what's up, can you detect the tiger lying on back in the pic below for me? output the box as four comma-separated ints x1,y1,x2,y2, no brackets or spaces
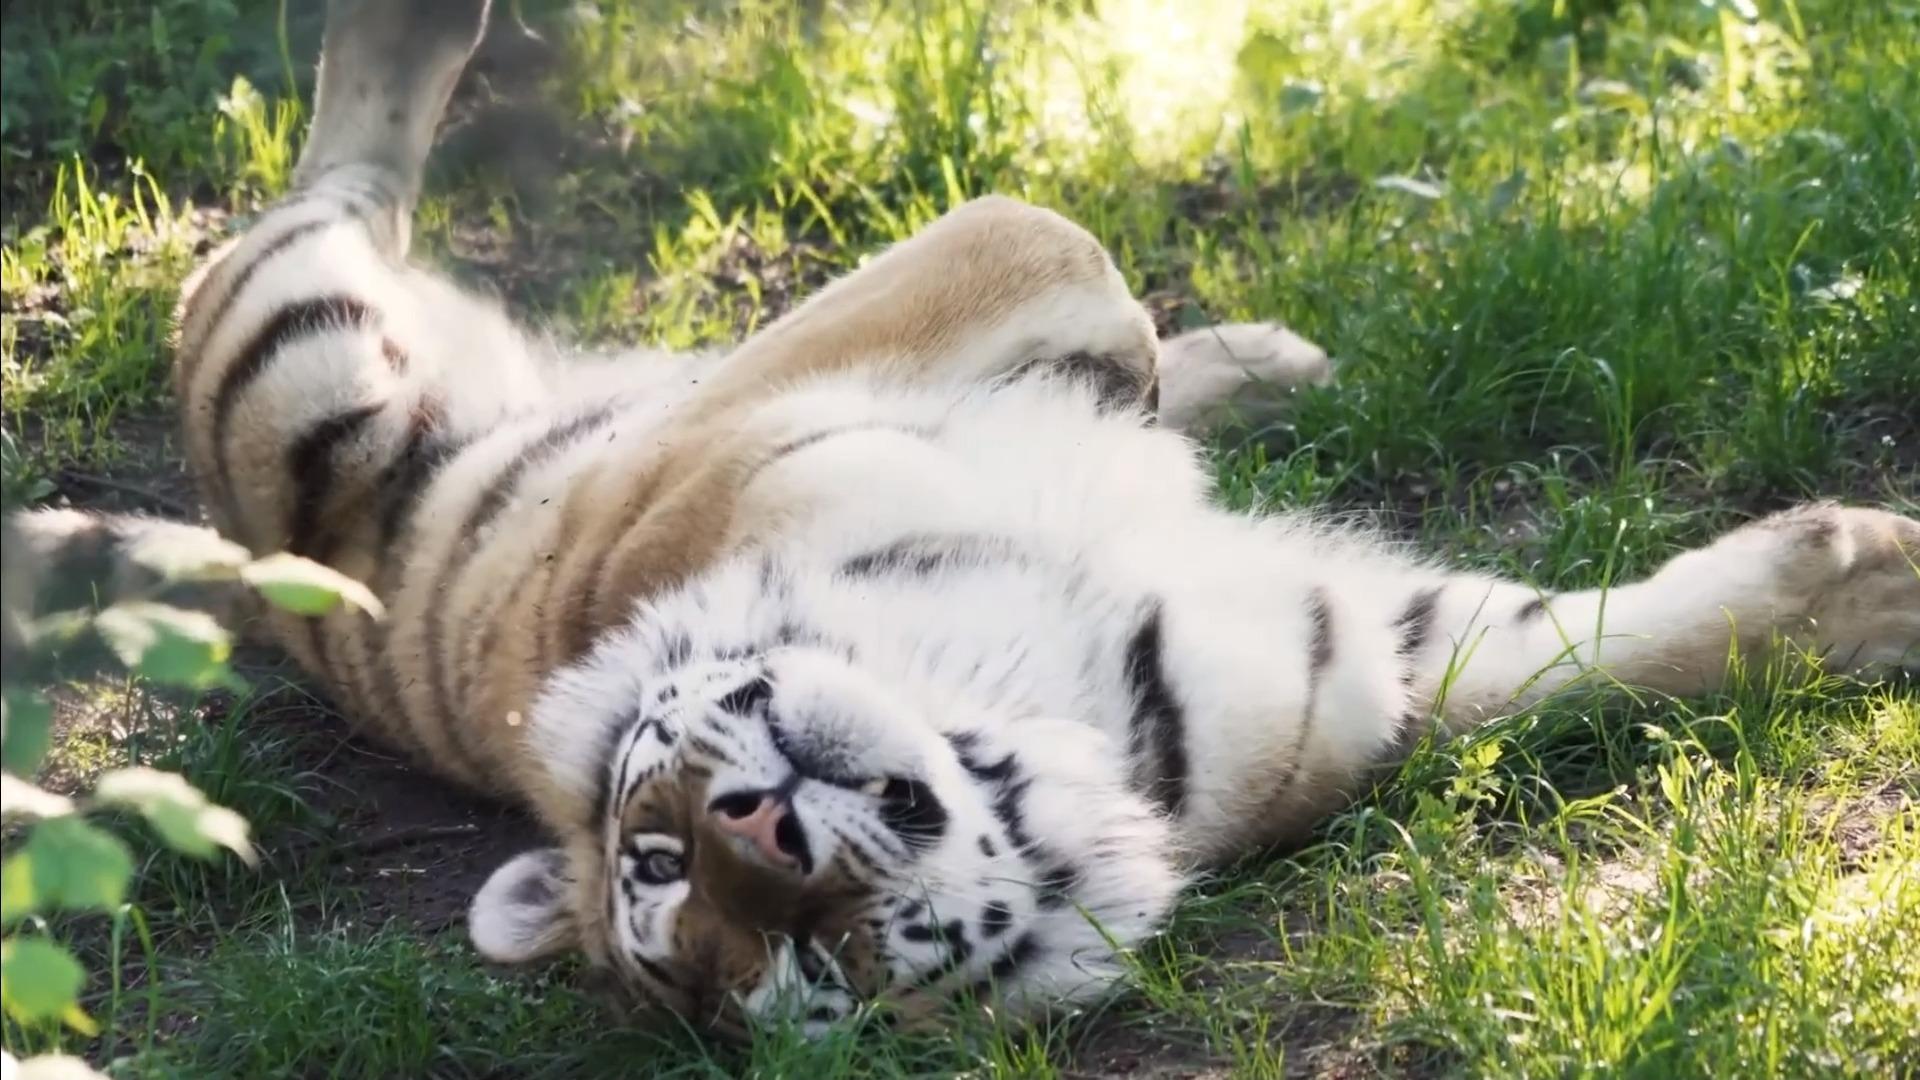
19,0,1920,1040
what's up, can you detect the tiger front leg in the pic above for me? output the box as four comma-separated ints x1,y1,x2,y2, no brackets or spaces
1155,321,1335,434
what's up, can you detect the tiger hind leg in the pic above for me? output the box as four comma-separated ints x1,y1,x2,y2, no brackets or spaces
175,0,529,542
1400,502,1920,731
165,0,554,751
290,0,493,252
1113,502,1918,857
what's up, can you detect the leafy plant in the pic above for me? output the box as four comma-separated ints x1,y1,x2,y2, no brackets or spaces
1,518,380,1078
212,75,304,202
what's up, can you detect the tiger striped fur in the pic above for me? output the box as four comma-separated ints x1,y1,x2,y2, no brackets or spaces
16,0,1920,1040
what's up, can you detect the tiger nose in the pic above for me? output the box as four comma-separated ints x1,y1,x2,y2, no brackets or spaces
710,792,805,871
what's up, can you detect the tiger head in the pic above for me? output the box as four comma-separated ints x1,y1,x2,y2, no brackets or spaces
466,573,1184,1037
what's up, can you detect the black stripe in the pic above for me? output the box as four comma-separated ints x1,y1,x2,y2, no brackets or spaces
584,712,633,833
717,675,773,716
1385,711,1435,765
1035,860,1081,910
878,778,948,851
793,941,829,984
849,818,910,862
661,633,694,669
208,295,378,524
179,217,337,375
350,415,467,769
1308,588,1335,675
1390,587,1446,746
910,920,974,990
755,554,776,591
945,732,1018,784
285,404,384,561
629,949,683,992
685,734,739,768
990,776,1036,853
831,827,884,874
265,183,381,223
441,407,568,711
962,932,1042,1001
768,422,926,462
1394,585,1444,674
284,403,384,685
989,932,1041,980
1272,588,1336,798
608,709,650,820
979,900,1013,939
420,407,619,776
300,169,398,214
1123,601,1188,817
1005,350,1152,412
375,410,466,547
451,409,619,552
839,533,1026,580
352,623,427,764
452,533,561,722
1516,595,1549,623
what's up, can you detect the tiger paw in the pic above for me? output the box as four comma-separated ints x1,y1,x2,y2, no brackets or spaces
294,0,494,192
1728,503,1920,676
1155,322,1334,434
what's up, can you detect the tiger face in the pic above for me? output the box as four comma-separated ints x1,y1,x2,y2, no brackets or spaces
469,625,1184,1036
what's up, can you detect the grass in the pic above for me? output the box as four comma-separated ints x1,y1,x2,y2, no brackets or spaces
3,0,1917,1075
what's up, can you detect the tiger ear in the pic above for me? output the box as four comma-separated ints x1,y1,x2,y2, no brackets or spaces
469,847,578,964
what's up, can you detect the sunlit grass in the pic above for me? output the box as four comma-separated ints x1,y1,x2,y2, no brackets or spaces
1,161,204,462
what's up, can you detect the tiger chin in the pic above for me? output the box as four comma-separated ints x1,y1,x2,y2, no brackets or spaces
15,0,1916,1047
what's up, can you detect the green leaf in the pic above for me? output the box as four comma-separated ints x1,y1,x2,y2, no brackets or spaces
1488,167,1529,217
240,553,385,619
0,775,75,822
126,526,249,584
19,610,93,653
2,688,54,774
1278,78,1323,114
12,1051,112,1079
93,766,256,865
2,852,37,926
0,937,86,1024
1372,174,1445,200
92,602,232,688
24,817,133,912
1578,78,1648,115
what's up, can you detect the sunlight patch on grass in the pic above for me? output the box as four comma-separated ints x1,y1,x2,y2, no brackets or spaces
1,163,204,461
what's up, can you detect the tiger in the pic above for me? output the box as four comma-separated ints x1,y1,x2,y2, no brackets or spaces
12,0,1918,1041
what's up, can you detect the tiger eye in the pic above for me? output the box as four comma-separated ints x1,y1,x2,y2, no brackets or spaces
636,849,685,884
